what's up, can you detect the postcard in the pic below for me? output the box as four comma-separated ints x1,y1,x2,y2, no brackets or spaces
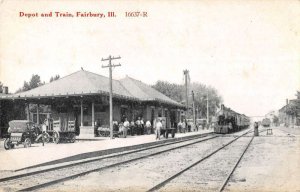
0,1,299,191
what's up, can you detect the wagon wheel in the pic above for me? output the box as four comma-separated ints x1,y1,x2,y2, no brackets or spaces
101,131,106,137
53,131,60,144
104,131,110,137
69,133,76,143
97,130,102,137
4,138,12,150
43,132,50,143
24,138,31,148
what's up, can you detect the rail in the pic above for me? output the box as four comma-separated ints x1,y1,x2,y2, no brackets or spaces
218,135,254,191
147,130,254,191
0,133,218,191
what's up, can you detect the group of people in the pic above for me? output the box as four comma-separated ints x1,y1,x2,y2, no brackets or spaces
110,117,166,140
113,117,153,138
177,120,187,133
97,117,194,140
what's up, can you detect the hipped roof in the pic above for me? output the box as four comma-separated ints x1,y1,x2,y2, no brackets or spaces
119,76,182,106
10,70,134,100
2,70,183,107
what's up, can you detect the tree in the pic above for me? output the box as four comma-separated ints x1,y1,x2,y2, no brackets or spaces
286,100,300,117
29,74,43,89
16,74,44,93
152,81,184,102
189,83,223,117
50,75,60,82
152,81,223,117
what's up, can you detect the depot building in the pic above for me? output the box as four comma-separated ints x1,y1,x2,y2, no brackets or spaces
0,69,185,138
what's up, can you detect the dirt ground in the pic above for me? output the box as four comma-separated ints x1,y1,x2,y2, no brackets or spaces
225,127,300,192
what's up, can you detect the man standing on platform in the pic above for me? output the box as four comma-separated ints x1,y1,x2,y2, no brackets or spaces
145,120,152,135
182,119,186,133
141,117,145,135
130,120,135,136
177,120,183,133
136,117,141,135
155,119,162,140
123,118,129,138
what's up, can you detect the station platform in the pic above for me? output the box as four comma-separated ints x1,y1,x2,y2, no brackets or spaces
0,130,213,171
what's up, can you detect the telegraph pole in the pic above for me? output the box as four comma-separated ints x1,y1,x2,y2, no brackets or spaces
192,91,196,130
101,55,121,139
183,70,189,117
206,91,209,128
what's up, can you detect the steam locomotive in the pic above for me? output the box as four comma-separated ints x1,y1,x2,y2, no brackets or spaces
214,104,250,134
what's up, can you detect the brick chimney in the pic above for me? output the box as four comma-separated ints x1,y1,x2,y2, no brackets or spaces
286,99,289,105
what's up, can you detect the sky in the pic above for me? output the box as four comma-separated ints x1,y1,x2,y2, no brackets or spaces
0,0,299,117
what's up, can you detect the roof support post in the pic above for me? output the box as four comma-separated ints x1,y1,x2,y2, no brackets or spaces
92,102,95,128
80,100,83,127
26,103,30,121
37,103,40,125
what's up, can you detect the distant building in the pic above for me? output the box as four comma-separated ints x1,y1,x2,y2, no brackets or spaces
0,69,185,137
278,96,300,127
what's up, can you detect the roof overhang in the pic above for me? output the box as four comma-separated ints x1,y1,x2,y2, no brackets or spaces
1,90,138,101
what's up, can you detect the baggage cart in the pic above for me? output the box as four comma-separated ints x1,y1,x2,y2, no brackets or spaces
46,118,76,143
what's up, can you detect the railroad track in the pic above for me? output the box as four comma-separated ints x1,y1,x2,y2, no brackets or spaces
0,132,220,191
0,129,254,191
218,136,255,192
147,130,256,192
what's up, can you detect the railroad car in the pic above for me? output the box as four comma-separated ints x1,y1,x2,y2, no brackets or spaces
214,104,250,134
261,118,271,127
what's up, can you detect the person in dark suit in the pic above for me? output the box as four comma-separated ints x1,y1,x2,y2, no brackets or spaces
136,117,142,135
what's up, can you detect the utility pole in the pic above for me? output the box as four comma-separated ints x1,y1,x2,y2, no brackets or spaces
101,55,121,139
206,91,209,128
183,70,189,117
192,90,196,131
